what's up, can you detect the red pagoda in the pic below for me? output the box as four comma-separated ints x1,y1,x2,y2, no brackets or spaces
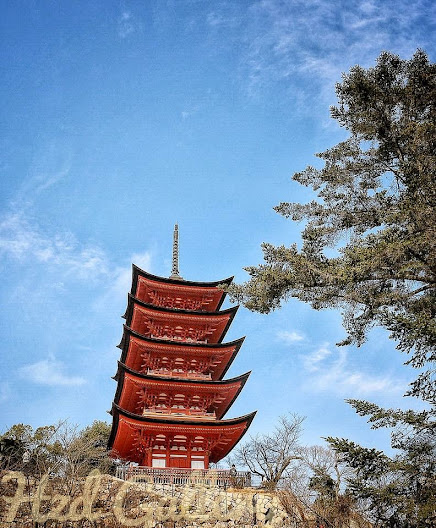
108,226,255,471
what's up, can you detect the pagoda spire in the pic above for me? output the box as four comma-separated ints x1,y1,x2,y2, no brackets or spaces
169,224,183,280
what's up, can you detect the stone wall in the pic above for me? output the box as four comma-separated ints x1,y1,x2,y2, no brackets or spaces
0,470,308,527
134,481,296,526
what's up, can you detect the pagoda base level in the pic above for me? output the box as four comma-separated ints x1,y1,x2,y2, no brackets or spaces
116,466,251,488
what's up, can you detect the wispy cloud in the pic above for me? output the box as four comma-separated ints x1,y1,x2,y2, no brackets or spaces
34,166,70,193
277,330,304,344
19,164,71,196
0,138,110,283
206,9,239,29
16,139,72,198
180,107,200,120
19,359,86,386
93,251,153,312
207,11,226,27
302,343,331,372
118,10,140,39
0,211,109,280
301,344,401,395
205,0,435,105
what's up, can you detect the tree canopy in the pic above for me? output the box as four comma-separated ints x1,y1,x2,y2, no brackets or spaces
327,400,436,528
229,50,436,528
229,50,435,402
0,420,114,480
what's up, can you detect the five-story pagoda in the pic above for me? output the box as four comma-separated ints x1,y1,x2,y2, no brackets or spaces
108,226,255,471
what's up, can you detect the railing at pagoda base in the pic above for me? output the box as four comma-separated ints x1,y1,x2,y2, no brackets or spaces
146,369,212,380
142,407,216,419
116,465,251,488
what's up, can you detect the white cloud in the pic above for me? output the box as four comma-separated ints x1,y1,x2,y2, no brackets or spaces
181,104,200,121
301,345,401,395
206,3,241,30
118,10,139,38
114,250,153,298
205,0,434,105
16,164,71,198
93,250,153,312
0,211,110,280
27,164,70,195
19,359,86,386
302,343,331,372
16,139,72,198
207,11,225,27
277,330,304,344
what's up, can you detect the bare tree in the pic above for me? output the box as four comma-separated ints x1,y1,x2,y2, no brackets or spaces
1,420,113,488
234,413,304,489
49,420,113,496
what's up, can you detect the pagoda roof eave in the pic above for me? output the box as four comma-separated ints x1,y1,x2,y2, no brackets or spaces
113,363,251,418
107,403,256,454
123,295,238,344
124,293,238,318
132,263,234,288
117,326,245,381
218,374,250,419
118,324,246,351
114,360,251,387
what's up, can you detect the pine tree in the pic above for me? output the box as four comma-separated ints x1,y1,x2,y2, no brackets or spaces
230,50,436,402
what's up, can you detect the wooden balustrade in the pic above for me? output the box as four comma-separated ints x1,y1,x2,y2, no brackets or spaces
116,465,251,488
147,369,212,380
142,407,216,419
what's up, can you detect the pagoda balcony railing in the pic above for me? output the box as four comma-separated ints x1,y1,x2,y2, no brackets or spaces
146,369,212,380
142,407,216,419
116,466,252,488
150,335,208,344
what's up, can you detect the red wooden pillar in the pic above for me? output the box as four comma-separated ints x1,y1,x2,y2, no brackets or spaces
166,445,170,468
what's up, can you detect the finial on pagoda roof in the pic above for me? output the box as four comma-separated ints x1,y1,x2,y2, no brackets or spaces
169,224,183,280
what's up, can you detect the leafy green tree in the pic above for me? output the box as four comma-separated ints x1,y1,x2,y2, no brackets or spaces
230,50,435,527
0,423,61,476
309,468,336,499
229,50,435,402
0,424,30,470
308,469,357,528
327,400,436,528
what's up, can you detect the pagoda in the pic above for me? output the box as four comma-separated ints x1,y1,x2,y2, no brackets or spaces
108,226,255,470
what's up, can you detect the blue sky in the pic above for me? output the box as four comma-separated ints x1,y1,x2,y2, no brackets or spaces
1,0,434,454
